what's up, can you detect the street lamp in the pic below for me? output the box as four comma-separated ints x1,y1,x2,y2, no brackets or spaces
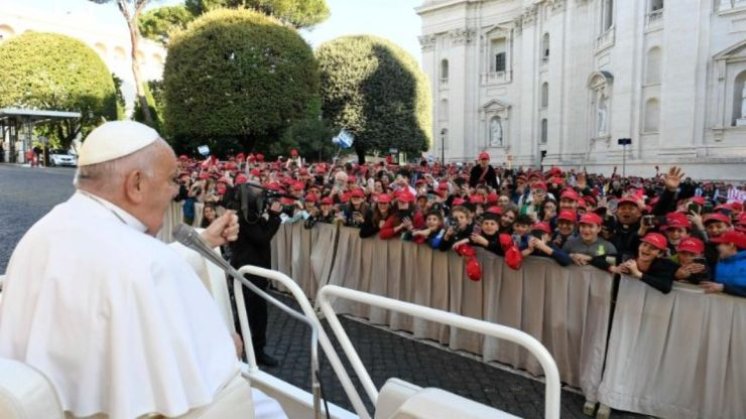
440,128,448,165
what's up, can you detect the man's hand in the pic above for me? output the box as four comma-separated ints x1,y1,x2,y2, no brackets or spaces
699,281,724,294
201,210,239,248
663,166,685,192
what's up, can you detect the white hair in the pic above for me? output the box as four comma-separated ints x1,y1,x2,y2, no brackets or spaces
74,139,170,193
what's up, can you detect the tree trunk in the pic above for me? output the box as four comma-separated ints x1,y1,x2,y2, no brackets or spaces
356,148,365,164
124,6,153,126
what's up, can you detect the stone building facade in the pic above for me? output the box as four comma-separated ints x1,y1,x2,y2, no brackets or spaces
417,0,746,180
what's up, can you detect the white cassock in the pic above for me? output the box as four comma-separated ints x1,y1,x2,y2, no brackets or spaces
0,192,248,418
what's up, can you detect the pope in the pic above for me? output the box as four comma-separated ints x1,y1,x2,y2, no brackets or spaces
0,121,281,419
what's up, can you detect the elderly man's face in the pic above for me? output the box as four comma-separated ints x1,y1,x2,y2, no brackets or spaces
141,145,179,235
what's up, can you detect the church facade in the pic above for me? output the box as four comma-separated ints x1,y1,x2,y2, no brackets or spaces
417,0,746,180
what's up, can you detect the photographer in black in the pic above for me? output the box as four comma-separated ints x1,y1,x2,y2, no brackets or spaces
227,183,283,366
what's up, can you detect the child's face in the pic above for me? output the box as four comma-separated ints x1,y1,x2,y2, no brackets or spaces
513,223,530,236
481,219,499,235
453,211,470,229
426,214,442,230
558,220,575,236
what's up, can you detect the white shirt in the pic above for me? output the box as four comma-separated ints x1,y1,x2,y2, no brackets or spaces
0,192,239,419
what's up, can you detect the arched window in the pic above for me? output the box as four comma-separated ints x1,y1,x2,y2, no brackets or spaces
114,46,127,62
440,59,449,82
542,33,550,61
650,0,663,12
541,82,549,109
645,47,662,85
541,119,548,144
94,42,107,57
644,98,660,132
439,98,449,122
733,70,746,126
0,24,15,41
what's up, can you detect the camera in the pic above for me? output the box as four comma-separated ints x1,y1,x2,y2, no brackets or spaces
687,203,701,214
642,215,656,227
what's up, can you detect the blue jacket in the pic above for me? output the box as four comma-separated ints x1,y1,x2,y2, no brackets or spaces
715,250,746,297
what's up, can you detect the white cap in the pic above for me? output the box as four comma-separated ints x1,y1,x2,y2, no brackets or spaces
78,121,160,166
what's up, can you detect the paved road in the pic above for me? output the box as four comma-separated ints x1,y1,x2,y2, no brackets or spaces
0,164,641,418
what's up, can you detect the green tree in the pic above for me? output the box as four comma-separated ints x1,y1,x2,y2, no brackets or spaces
88,0,154,126
0,32,118,148
133,80,164,133
185,0,329,29
269,97,337,161
138,5,195,45
317,35,432,163
163,8,320,156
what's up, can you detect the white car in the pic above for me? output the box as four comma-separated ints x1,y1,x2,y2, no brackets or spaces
49,150,77,167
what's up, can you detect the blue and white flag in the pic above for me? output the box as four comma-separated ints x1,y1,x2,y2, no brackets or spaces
332,129,354,149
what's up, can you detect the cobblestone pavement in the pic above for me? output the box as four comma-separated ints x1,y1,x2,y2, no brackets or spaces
0,164,643,418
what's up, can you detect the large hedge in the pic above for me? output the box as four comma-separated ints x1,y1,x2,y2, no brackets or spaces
185,0,329,29
163,9,319,155
317,35,432,163
0,32,118,148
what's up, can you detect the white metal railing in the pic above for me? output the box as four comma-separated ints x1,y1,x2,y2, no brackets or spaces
233,266,371,419
316,285,562,419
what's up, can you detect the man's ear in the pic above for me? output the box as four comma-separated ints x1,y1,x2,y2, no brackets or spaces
124,170,145,204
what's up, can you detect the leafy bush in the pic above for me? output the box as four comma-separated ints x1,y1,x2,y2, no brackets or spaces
0,32,118,148
163,8,319,156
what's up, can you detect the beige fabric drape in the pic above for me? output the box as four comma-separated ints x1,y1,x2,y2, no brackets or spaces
320,226,612,400
270,222,336,297
598,278,746,419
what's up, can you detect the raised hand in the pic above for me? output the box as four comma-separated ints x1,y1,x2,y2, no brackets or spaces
663,166,685,192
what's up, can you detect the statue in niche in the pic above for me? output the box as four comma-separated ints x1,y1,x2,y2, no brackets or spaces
741,84,746,119
490,117,503,147
597,91,608,135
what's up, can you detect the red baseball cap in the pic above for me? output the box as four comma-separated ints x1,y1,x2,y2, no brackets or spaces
320,196,333,205
531,222,552,235
437,182,449,191
560,189,579,201
618,195,644,209
377,194,392,204
532,181,548,192
291,181,305,191
703,213,731,225
641,232,668,251
558,210,577,223
305,193,318,203
350,188,365,198
690,197,706,205
486,206,503,216
469,194,484,205
677,237,704,254
486,192,498,204
398,191,416,203
664,212,691,230
478,151,490,160
578,213,602,226
235,174,248,185
710,230,746,249
452,197,466,206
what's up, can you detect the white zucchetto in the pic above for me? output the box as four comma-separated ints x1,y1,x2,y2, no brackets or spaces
78,121,160,166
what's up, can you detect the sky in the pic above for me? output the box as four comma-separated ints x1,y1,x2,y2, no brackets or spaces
13,0,425,65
